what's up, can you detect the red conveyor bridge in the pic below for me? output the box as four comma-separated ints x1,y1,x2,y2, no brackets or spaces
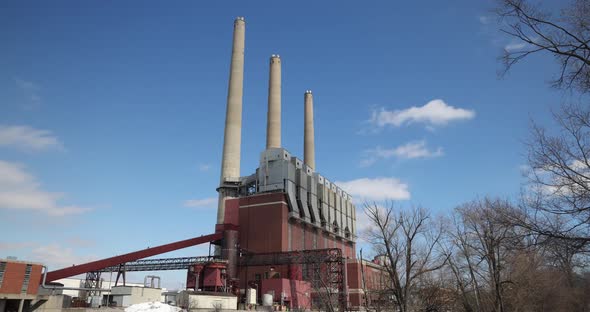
44,232,223,283
41,232,347,311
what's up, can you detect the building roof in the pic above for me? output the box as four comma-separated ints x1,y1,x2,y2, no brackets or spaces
0,258,44,266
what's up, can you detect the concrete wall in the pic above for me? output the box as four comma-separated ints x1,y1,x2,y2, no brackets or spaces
60,308,124,312
176,292,237,311
50,278,144,298
50,279,83,297
36,295,72,312
109,287,161,307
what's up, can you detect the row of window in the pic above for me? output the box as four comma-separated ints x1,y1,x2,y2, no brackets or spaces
0,262,6,289
21,264,32,294
0,262,32,294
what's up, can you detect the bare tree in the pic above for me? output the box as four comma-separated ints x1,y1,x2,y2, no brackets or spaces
309,264,337,312
502,239,590,311
440,213,484,312
439,196,590,311
301,251,340,312
512,103,590,250
494,0,590,292
364,203,447,312
412,270,460,312
454,198,520,312
497,0,590,93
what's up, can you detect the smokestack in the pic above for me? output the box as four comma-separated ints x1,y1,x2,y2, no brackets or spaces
217,17,245,225
266,55,282,149
304,90,315,170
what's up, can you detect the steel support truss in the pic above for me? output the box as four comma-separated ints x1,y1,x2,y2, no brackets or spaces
239,248,346,311
94,256,226,287
83,271,102,298
98,256,221,272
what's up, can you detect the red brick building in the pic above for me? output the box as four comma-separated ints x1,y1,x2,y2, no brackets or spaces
0,259,47,312
221,190,388,310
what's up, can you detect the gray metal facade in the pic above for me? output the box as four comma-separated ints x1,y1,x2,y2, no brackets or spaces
249,147,356,242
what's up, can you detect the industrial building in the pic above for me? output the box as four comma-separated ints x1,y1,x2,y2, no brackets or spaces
47,278,145,300
15,16,388,311
0,259,47,312
35,276,165,311
209,16,385,310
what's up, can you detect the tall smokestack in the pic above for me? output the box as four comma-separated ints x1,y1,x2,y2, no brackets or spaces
217,17,245,225
266,55,282,149
304,90,315,170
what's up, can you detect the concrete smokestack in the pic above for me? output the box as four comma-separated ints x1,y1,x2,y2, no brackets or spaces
266,55,282,149
304,90,315,170
217,17,245,225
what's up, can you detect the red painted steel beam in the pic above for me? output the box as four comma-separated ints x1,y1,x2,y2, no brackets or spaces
44,233,223,283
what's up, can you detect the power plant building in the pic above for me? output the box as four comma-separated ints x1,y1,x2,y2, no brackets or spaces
28,16,387,312
210,17,382,309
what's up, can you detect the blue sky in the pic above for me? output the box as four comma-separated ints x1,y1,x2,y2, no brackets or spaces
0,1,567,288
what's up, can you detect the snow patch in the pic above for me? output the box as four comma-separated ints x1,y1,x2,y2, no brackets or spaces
124,302,180,312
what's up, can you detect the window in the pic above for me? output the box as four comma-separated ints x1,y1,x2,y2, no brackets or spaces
21,264,32,294
0,262,6,288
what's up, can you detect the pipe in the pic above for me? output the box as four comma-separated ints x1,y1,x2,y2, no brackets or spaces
304,90,315,170
343,257,349,310
144,275,161,288
217,17,246,225
266,54,281,149
222,229,239,282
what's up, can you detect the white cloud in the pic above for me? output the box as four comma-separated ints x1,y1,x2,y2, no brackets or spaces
0,241,97,270
354,210,375,238
14,78,42,108
66,238,96,248
184,197,217,209
335,177,410,202
15,78,40,91
0,241,36,250
0,160,90,216
0,125,62,151
570,159,587,171
505,42,527,52
523,159,589,198
31,243,97,268
479,16,492,25
198,164,211,171
361,140,443,166
371,99,475,128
